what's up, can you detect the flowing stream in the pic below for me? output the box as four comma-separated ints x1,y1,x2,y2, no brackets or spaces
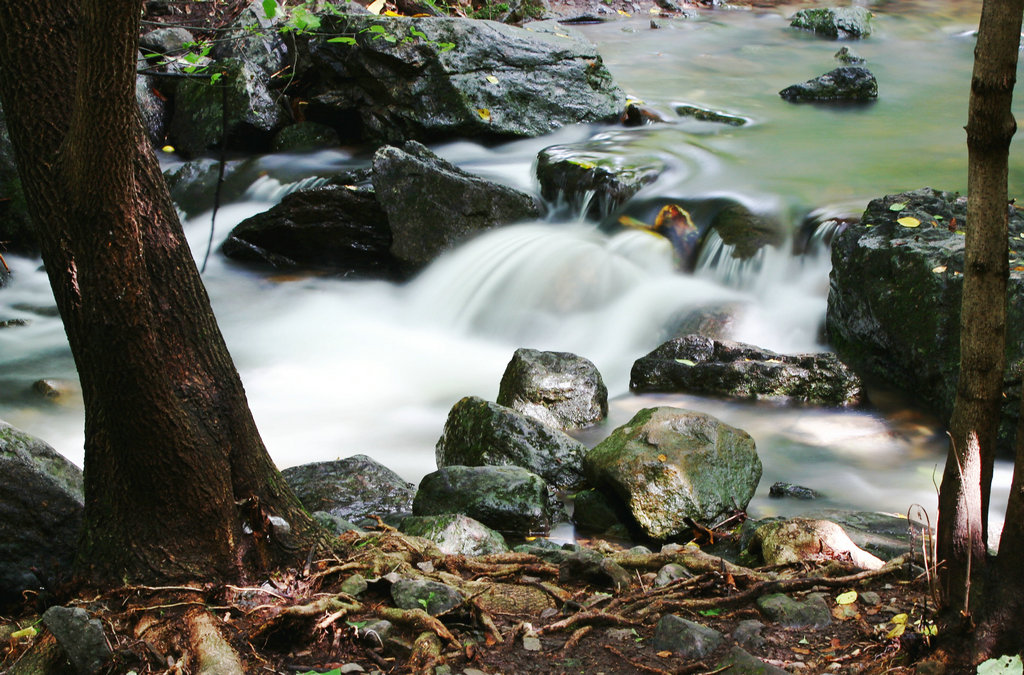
0,3,1016,534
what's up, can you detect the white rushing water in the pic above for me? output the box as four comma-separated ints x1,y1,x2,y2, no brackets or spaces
0,5,1013,534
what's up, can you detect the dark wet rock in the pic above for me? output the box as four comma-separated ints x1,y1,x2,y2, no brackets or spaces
0,107,35,253
619,102,674,126
514,540,580,565
674,104,748,126
32,379,79,403
571,488,632,536
827,187,1024,450
630,334,864,406
391,578,464,616
0,319,30,328
162,158,263,217
168,57,288,157
536,140,665,218
372,141,541,271
413,465,552,535
435,396,588,490
756,592,831,629
399,513,509,556
664,303,743,342
835,46,865,64
768,481,819,500
0,422,83,604
708,203,786,260
496,348,608,431
717,645,790,675
300,15,624,145
281,455,416,522
730,620,767,651
780,66,877,103
558,549,631,591
790,7,873,39
41,606,111,675
272,122,341,152
750,518,885,569
583,407,761,538
211,0,291,81
340,574,369,596
652,615,723,659
136,59,170,147
139,27,195,61
222,182,401,279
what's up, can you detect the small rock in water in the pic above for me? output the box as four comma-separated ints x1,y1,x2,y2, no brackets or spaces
769,481,819,500
835,46,865,64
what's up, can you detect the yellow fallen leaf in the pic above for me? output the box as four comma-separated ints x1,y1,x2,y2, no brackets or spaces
555,32,571,38
835,590,858,605
897,216,921,228
383,9,401,15
892,613,908,625
486,75,499,84
10,626,37,640
367,0,385,13
477,108,491,122
161,145,175,153
657,454,668,462
932,265,947,273
886,623,906,639
657,650,673,658
617,8,631,15
650,7,659,12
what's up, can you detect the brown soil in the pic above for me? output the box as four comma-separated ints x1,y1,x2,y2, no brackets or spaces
1,527,951,675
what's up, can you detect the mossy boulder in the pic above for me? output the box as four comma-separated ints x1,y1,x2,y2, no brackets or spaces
826,187,1024,449
789,7,873,39
300,14,625,145
436,396,588,490
282,455,416,523
413,465,553,536
780,66,877,103
583,407,761,538
399,513,508,556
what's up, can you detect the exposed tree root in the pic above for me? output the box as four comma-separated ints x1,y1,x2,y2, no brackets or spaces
604,644,677,675
377,606,462,650
186,609,244,675
536,609,638,635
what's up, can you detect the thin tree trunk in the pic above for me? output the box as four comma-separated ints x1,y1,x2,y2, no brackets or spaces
0,0,323,584
937,0,1022,615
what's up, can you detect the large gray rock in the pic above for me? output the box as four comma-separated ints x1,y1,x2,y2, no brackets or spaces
41,606,111,675
779,66,877,103
372,141,541,270
652,615,723,659
583,407,761,538
756,593,831,629
301,15,624,145
435,396,588,490
826,187,1024,448
221,179,401,279
391,578,464,616
399,513,508,556
281,455,415,522
0,422,84,603
413,465,552,535
496,348,608,431
630,334,863,406
536,141,665,218
790,7,873,39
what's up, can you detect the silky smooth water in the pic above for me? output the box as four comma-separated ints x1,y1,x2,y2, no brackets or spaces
0,3,1014,533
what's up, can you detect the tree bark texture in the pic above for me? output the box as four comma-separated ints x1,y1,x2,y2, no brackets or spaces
937,0,1023,616
0,0,323,585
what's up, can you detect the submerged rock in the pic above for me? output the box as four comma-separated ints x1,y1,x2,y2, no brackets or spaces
708,202,786,260
496,348,608,431
536,140,665,218
0,422,83,603
779,66,877,103
674,104,749,127
372,141,541,271
789,7,873,39
301,14,625,145
826,187,1024,449
583,407,761,538
282,455,416,523
435,395,588,490
630,334,864,406
413,465,553,535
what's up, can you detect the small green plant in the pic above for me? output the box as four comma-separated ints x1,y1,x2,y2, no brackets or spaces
417,590,437,611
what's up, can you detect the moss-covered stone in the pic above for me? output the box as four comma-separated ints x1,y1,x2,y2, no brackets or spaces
790,7,872,39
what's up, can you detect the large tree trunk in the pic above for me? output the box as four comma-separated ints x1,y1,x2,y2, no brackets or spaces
937,0,1022,617
0,0,323,584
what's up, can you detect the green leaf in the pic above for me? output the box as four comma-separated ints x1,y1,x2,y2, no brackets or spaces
367,24,388,33
328,36,358,44
674,358,697,366
409,27,427,38
698,609,722,616
262,0,278,19
889,202,907,211
436,41,456,51
835,590,858,605
209,72,223,84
